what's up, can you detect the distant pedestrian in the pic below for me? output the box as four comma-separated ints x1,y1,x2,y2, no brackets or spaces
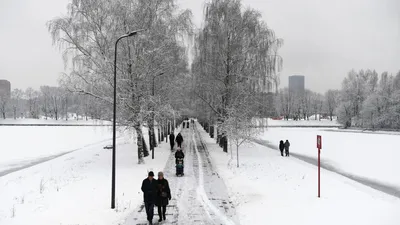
284,140,290,157
175,133,183,148
156,172,171,222
279,140,284,157
141,171,157,225
169,133,175,151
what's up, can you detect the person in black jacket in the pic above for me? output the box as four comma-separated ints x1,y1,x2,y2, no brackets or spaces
141,171,157,225
279,140,284,157
169,133,175,151
175,148,185,164
175,133,183,148
284,140,290,157
156,172,171,222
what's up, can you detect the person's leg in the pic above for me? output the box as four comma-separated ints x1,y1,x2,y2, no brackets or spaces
163,205,167,220
144,202,149,221
158,205,163,221
149,203,154,222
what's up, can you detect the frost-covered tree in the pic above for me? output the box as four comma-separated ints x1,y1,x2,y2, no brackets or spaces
192,0,282,152
48,0,192,163
10,89,24,119
324,89,339,121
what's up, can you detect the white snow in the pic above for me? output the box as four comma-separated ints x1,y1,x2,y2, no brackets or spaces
0,126,113,173
0,118,111,125
0,126,171,225
260,128,400,189
199,127,400,225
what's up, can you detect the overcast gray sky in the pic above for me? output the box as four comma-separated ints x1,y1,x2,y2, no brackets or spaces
1,0,399,93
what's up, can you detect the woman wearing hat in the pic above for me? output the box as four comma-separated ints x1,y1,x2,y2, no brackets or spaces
156,171,171,222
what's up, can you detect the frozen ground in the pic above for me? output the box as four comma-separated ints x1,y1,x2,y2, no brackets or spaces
0,126,171,225
0,126,114,175
199,126,400,225
257,128,400,196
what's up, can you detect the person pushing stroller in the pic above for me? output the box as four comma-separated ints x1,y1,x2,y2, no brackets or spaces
175,148,185,176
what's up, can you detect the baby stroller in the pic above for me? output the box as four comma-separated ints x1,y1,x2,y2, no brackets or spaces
176,158,184,176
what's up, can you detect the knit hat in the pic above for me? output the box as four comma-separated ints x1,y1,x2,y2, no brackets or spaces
158,171,164,177
148,171,154,177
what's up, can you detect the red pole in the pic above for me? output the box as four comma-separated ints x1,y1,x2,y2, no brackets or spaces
318,148,320,198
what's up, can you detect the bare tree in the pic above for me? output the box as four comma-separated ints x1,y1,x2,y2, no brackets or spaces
324,89,339,121
48,0,191,163
192,0,282,152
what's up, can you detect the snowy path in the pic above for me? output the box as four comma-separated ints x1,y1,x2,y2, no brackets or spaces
253,138,400,199
126,124,238,225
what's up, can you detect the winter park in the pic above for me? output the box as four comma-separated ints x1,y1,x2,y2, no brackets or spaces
0,0,400,224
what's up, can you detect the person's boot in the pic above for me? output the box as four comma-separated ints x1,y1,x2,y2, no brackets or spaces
158,217,163,222
163,213,166,221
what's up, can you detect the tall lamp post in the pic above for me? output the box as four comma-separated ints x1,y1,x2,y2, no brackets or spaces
112,29,144,209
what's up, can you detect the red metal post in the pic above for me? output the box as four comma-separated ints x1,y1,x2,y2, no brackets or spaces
318,148,320,198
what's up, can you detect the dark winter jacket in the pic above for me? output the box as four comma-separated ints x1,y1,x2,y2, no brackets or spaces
284,141,290,150
175,133,183,144
175,150,184,159
279,141,284,151
169,133,175,143
156,179,171,206
141,178,158,203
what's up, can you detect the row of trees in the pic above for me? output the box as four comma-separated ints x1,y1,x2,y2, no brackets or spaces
47,0,192,163
274,69,400,130
337,70,400,129
192,0,283,165
275,88,339,121
0,86,103,120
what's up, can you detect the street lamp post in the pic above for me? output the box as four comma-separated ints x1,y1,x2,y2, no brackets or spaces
111,29,144,209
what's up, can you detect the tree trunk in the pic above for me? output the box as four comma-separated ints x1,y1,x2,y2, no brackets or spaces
236,144,239,168
13,107,16,120
134,125,146,164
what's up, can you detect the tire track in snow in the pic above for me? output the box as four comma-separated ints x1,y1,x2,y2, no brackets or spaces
192,129,236,225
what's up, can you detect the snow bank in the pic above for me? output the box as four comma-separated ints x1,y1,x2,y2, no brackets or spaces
199,128,400,225
0,129,171,225
261,128,400,190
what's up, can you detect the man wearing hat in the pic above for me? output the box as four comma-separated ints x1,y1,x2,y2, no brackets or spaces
141,171,158,224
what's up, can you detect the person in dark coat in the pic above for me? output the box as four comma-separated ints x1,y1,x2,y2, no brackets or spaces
156,172,171,222
175,133,183,148
169,133,175,151
284,140,290,157
175,148,185,164
141,171,157,225
279,140,285,157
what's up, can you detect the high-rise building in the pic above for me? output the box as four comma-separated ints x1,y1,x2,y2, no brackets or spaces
0,80,11,99
288,75,305,94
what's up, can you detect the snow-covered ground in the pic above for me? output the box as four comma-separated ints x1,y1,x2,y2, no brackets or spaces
199,128,400,225
252,118,341,127
0,126,171,225
260,128,400,191
0,118,111,125
0,126,113,174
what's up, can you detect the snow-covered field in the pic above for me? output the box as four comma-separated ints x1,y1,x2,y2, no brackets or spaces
200,128,400,225
260,128,400,190
0,126,113,174
252,118,341,127
0,118,111,125
0,126,171,225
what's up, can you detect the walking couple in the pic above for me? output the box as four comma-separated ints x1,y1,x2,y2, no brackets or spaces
279,140,290,157
141,171,171,225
